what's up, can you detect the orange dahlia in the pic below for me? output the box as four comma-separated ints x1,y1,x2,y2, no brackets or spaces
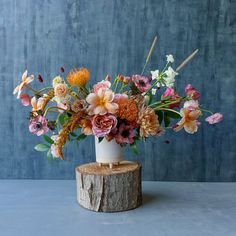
67,68,90,87
116,97,138,123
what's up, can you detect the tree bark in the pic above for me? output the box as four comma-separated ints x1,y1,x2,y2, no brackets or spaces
76,161,142,212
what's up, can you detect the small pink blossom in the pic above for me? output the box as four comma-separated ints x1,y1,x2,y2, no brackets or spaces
115,123,135,144
57,101,70,113
162,88,180,109
132,75,152,93
184,100,199,111
50,135,60,158
205,113,223,124
92,80,111,93
163,87,175,97
185,84,200,100
20,94,30,106
29,115,49,136
92,114,117,137
113,93,128,103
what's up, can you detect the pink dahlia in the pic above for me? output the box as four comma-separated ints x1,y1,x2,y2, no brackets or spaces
92,114,117,137
132,75,152,93
205,113,223,124
29,115,49,136
115,123,135,144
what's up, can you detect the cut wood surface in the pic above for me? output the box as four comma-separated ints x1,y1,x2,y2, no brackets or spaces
76,161,142,212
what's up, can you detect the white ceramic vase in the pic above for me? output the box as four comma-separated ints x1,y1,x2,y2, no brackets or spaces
95,137,123,168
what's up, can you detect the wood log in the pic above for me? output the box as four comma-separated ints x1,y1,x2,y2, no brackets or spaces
76,161,142,212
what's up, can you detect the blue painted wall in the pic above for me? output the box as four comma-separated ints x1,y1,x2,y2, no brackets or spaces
0,0,235,180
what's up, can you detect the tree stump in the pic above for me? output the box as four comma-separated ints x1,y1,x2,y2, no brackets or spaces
76,161,142,212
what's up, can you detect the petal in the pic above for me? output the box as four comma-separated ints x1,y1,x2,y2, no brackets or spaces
94,105,107,115
25,75,34,84
104,90,114,102
105,102,118,114
184,121,198,134
13,85,19,95
86,93,98,105
22,70,28,81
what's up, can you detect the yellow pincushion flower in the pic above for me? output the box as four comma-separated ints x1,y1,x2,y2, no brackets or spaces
67,68,90,87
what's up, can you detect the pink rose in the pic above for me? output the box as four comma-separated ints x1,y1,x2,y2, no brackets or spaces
92,80,111,93
92,114,117,137
20,94,30,106
205,113,223,124
54,83,68,97
185,84,200,100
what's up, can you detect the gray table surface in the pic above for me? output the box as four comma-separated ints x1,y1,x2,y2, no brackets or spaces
0,180,235,236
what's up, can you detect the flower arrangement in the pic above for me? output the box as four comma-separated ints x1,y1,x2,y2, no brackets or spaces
13,37,223,160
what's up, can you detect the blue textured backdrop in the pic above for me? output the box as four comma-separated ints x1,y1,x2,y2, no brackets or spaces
0,0,235,180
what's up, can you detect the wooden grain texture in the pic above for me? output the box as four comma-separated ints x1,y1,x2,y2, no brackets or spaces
0,0,235,181
76,161,142,212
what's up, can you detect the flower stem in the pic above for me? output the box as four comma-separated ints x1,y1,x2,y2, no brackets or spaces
200,108,213,115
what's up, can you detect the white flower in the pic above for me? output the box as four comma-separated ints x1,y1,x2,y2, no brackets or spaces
164,77,175,88
166,54,174,63
150,70,159,80
151,88,157,95
52,76,63,87
165,66,178,80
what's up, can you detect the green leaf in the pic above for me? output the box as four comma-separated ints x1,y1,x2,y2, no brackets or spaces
43,135,54,144
156,110,163,124
98,137,104,143
34,144,50,152
164,112,171,127
164,110,181,119
47,149,52,161
70,132,77,137
77,133,87,141
130,142,139,155
59,113,69,126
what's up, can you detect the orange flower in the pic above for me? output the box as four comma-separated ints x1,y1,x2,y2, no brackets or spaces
67,68,90,87
31,97,46,113
13,70,34,99
174,108,201,134
80,119,93,135
138,107,160,137
116,97,138,123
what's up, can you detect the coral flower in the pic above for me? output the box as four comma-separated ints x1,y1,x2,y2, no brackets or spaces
67,68,90,87
86,89,118,115
29,115,49,136
174,108,201,134
80,119,93,135
13,70,34,99
138,107,160,137
115,123,135,144
132,75,152,93
116,97,138,123
205,113,223,124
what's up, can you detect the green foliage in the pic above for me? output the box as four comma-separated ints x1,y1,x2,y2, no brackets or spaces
164,112,171,127
156,110,163,124
43,135,54,144
164,110,181,119
59,113,69,126
34,144,50,152
130,142,138,155
77,133,87,141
